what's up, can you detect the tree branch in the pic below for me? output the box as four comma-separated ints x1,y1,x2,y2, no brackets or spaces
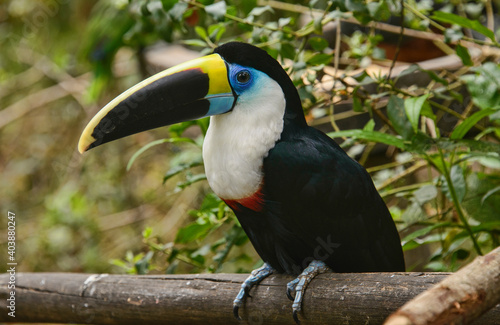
385,246,500,325
1,272,500,324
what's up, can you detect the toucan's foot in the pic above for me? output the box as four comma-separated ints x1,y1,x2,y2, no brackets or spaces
233,263,275,320
286,260,331,325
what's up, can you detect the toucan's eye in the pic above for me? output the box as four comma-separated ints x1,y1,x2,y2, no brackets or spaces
229,65,254,93
236,70,251,84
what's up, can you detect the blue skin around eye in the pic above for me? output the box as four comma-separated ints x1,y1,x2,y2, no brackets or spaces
229,64,257,94
228,64,273,103
205,64,268,117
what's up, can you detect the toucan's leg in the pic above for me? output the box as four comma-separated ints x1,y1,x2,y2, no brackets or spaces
286,260,331,324
233,263,275,320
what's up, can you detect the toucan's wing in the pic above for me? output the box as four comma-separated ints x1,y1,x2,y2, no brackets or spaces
263,126,405,273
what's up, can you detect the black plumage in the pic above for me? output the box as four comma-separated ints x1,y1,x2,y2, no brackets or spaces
215,42,405,274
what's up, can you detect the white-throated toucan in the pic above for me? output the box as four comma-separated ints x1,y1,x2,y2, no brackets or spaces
79,42,405,324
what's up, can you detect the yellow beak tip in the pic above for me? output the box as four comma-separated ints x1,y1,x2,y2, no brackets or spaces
78,132,94,154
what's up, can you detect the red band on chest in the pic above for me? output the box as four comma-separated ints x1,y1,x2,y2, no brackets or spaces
223,188,264,212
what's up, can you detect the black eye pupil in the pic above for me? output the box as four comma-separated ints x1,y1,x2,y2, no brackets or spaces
237,71,250,83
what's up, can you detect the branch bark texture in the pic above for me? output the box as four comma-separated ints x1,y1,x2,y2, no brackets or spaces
1,272,499,324
385,246,500,325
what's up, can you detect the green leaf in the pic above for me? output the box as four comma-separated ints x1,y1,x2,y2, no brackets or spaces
205,1,227,20
404,94,430,132
444,28,464,42
195,26,207,39
442,165,466,203
175,222,213,244
402,222,452,244
363,119,375,131
140,2,151,16
401,201,427,225
164,159,204,183
134,251,153,275
313,16,323,34
176,173,207,191
455,44,473,66
306,53,332,66
127,138,197,171
461,62,500,110
328,129,406,149
280,43,295,60
452,248,470,261
325,9,349,20
413,184,438,204
423,70,449,86
208,24,226,42
473,155,500,169
387,95,414,140
308,37,329,52
346,0,367,13
420,100,436,122
470,222,500,234
237,0,257,14
248,5,273,17
451,109,495,140
110,258,128,269
169,2,188,20
425,261,447,272
443,138,500,153
481,186,500,205
402,240,421,251
162,0,179,11
352,93,363,112
431,11,496,42
278,17,292,28
198,192,223,211
183,39,208,47
463,173,500,223
397,64,420,78
142,227,153,239
366,0,390,21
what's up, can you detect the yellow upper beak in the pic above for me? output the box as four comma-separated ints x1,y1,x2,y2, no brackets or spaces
78,53,235,153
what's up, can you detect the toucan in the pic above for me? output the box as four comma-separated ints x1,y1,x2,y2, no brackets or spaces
79,42,405,323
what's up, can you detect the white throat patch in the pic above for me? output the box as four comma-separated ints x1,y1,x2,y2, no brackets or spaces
203,75,285,200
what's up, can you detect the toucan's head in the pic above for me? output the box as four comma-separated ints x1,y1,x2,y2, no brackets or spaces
78,42,304,153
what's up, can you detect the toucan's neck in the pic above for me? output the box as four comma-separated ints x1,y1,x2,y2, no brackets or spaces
202,75,286,200
281,81,308,139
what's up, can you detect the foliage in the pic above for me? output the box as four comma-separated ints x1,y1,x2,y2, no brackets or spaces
2,0,499,274
101,0,500,274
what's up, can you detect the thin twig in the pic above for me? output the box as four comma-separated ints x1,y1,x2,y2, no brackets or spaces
385,0,405,82
366,158,416,173
485,0,496,43
260,0,500,51
376,160,428,191
436,146,483,256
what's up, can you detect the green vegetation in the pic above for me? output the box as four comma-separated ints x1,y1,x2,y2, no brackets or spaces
1,0,499,275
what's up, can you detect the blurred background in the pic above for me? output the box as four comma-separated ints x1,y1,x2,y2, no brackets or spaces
1,0,499,275
1,0,210,274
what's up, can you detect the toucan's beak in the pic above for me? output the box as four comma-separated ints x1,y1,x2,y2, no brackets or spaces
78,54,234,153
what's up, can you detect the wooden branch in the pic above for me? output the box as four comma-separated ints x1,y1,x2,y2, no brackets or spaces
1,272,500,324
385,246,500,325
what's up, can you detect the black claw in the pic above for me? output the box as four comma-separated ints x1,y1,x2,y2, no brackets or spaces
286,288,295,301
244,286,252,298
233,305,241,320
232,263,275,321
293,310,301,325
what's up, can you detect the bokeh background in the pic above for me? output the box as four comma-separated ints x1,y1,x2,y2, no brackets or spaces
1,0,499,275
